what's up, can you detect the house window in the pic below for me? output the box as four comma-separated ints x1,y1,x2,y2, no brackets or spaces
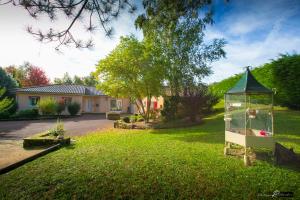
29,96,40,106
62,97,72,105
110,99,122,111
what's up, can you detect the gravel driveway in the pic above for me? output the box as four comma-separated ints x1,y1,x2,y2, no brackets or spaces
0,114,114,140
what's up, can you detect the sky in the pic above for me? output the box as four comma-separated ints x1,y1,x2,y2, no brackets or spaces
0,0,300,83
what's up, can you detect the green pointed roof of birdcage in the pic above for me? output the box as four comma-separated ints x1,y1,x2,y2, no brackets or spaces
226,67,273,94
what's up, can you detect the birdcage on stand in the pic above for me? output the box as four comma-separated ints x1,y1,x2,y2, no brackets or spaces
224,67,274,166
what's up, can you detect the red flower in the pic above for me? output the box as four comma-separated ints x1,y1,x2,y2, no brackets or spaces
259,130,266,136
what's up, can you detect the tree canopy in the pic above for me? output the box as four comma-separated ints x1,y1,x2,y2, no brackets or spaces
94,35,165,121
210,54,300,110
5,63,50,87
135,0,226,95
0,67,18,91
54,72,97,86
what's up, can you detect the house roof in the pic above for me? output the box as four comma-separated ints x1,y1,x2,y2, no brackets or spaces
16,85,106,96
226,67,273,94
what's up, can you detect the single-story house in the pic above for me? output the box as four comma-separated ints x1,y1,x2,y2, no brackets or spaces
15,85,131,115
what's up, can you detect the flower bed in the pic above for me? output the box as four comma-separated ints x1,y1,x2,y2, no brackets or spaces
23,133,70,148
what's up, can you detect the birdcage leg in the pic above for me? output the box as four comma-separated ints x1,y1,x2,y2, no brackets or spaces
224,142,230,155
244,147,251,166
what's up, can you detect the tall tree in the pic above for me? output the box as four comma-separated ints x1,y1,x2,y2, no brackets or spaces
83,73,98,86
136,0,226,95
62,72,73,84
22,65,50,87
94,36,164,122
0,67,18,91
0,0,136,50
73,75,84,85
5,63,49,87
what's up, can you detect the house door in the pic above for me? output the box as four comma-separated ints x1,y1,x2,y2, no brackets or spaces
86,98,93,112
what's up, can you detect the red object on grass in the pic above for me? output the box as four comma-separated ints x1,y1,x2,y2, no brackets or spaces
259,130,266,136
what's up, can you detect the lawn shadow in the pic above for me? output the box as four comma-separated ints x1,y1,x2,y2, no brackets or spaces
63,143,76,150
149,113,225,144
254,151,300,172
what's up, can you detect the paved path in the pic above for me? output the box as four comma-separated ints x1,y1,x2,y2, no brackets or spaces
0,114,113,170
0,114,114,140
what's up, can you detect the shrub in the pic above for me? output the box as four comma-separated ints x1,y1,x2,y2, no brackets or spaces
161,96,180,121
13,108,39,118
130,114,144,122
47,119,65,137
122,116,130,123
56,99,66,115
107,112,120,120
114,120,133,129
0,87,17,119
181,84,218,122
38,97,57,115
0,111,10,119
67,102,81,116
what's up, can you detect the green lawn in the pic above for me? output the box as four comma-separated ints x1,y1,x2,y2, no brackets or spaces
1,110,300,199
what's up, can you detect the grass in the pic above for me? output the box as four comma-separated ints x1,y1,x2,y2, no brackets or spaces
0,109,300,199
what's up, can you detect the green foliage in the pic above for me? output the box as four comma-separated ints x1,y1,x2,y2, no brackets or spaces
38,97,57,115
122,116,130,123
1,109,299,199
95,36,165,122
271,54,300,109
0,67,18,90
161,96,180,121
5,63,50,87
114,120,133,129
67,102,81,116
210,54,300,109
210,64,274,99
0,87,16,119
181,84,219,122
56,99,66,115
47,119,65,137
136,0,225,95
13,108,39,118
130,114,144,122
82,73,98,86
54,72,97,87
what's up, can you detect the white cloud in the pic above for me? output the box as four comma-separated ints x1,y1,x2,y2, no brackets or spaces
204,0,300,83
0,3,143,81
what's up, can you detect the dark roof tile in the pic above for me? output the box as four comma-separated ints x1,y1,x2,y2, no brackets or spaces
16,85,106,96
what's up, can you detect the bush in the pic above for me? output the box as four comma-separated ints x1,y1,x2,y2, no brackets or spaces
181,84,218,122
161,96,180,121
13,108,39,118
114,120,133,129
47,119,65,137
0,87,17,119
38,97,57,115
56,99,66,115
0,111,10,119
122,116,130,123
67,102,81,116
107,112,120,120
130,114,144,122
